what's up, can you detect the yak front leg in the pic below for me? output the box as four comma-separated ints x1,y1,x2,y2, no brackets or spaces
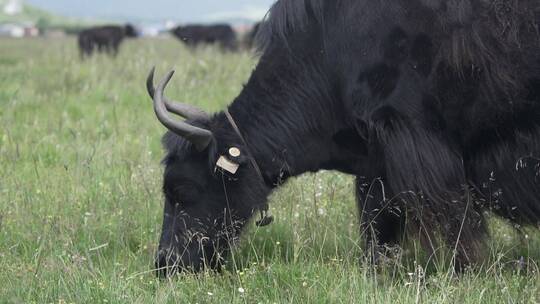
356,176,405,265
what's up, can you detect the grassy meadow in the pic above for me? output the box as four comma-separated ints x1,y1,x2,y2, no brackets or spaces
0,37,539,303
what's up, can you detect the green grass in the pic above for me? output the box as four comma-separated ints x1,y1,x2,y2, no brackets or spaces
0,37,539,303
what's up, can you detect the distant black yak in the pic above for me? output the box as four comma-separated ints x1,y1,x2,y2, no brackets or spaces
244,22,261,49
171,24,237,51
147,0,540,276
78,24,137,57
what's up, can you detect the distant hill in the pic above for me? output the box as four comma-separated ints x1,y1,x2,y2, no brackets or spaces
0,0,88,28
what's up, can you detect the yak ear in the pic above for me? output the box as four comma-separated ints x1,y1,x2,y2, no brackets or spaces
332,127,368,155
369,106,466,201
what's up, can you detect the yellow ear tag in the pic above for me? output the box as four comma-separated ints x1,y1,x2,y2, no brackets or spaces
216,156,240,174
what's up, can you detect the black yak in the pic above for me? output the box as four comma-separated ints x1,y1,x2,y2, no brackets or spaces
244,22,262,49
78,24,137,58
147,0,540,275
171,24,238,51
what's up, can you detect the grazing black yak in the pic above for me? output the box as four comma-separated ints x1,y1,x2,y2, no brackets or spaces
147,0,540,275
171,24,238,51
78,24,137,57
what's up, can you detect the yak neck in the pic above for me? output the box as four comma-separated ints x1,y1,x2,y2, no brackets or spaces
221,61,342,186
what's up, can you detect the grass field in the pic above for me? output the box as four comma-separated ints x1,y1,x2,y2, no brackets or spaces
1,37,539,303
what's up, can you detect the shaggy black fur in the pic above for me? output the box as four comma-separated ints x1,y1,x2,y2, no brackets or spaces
154,0,540,275
78,24,137,58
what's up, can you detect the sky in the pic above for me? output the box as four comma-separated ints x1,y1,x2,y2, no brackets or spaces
25,0,276,22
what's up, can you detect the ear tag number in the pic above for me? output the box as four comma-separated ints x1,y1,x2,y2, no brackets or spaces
216,156,240,174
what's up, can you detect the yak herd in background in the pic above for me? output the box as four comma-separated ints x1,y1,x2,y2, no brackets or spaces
77,23,260,58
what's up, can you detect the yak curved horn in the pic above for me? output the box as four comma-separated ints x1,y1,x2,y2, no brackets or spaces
147,67,210,121
152,70,213,151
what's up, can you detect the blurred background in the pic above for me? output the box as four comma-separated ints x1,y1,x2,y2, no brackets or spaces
0,0,272,37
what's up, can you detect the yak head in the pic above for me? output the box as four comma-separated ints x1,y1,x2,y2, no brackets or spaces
124,24,138,38
147,68,271,276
